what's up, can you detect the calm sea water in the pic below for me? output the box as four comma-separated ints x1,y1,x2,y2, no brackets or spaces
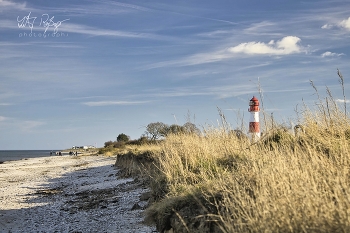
0,150,59,162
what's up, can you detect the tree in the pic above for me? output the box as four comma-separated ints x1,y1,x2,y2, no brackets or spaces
183,122,201,135
145,122,168,140
166,124,185,136
117,133,130,142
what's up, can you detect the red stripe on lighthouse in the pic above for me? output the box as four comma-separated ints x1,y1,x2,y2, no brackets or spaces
249,122,260,133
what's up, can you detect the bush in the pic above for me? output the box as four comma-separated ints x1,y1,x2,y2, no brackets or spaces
117,133,130,142
113,141,126,148
104,140,114,148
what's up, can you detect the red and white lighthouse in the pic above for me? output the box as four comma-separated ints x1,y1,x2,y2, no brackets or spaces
248,96,260,141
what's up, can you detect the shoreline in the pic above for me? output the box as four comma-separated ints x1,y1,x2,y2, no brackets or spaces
0,150,60,163
0,154,156,232
0,150,98,163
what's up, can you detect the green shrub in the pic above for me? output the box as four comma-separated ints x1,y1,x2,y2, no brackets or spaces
117,133,130,142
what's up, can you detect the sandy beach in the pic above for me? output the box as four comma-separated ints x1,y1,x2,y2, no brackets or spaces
0,154,156,232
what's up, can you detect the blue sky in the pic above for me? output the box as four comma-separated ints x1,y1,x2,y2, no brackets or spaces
1,0,350,149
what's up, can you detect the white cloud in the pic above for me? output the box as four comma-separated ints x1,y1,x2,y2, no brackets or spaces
321,24,333,29
322,17,350,31
83,100,149,106
0,116,7,121
339,17,350,30
229,36,303,55
321,51,345,58
336,99,350,103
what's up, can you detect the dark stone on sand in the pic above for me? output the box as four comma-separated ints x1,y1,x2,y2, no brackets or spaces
140,192,152,201
131,203,142,210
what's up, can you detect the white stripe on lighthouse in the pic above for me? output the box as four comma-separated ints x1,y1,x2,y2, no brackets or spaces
249,112,259,122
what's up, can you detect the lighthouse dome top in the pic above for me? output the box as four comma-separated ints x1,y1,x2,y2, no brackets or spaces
249,96,259,106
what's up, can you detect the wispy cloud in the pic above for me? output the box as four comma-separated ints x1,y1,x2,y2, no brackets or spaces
229,36,305,55
0,19,21,30
207,85,256,99
245,21,275,32
0,0,26,10
321,51,345,58
148,89,210,98
47,1,151,17
243,21,282,36
63,96,110,101
3,0,151,17
179,70,221,78
100,1,150,12
57,23,172,40
197,30,232,38
1,18,169,40
83,100,149,106
142,3,237,26
0,117,46,132
139,46,238,70
186,14,237,25
144,84,256,99
87,0,151,12
21,120,46,131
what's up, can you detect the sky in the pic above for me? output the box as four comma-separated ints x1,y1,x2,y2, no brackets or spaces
1,0,350,149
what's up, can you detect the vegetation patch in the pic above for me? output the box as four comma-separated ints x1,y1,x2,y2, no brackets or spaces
109,74,350,232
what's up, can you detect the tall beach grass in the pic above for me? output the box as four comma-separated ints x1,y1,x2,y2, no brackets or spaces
145,76,350,232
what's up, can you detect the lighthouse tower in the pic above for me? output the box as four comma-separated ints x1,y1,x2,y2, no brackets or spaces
248,96,260,141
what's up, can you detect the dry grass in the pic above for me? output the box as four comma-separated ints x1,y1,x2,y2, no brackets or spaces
100,144,161,157
145,78,350,232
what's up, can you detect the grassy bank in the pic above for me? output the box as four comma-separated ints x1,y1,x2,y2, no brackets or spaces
111,82,350,232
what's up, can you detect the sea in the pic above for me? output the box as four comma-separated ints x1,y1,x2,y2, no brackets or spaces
0,150,60,162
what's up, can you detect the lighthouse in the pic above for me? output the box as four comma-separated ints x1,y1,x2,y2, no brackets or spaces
248,96,260,141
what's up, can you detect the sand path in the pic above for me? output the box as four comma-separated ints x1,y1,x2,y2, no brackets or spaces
0,155,156,232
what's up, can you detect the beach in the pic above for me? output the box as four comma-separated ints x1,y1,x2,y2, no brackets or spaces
0,154,156,232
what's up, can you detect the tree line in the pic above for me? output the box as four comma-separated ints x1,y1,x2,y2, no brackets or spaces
104,121,200,148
